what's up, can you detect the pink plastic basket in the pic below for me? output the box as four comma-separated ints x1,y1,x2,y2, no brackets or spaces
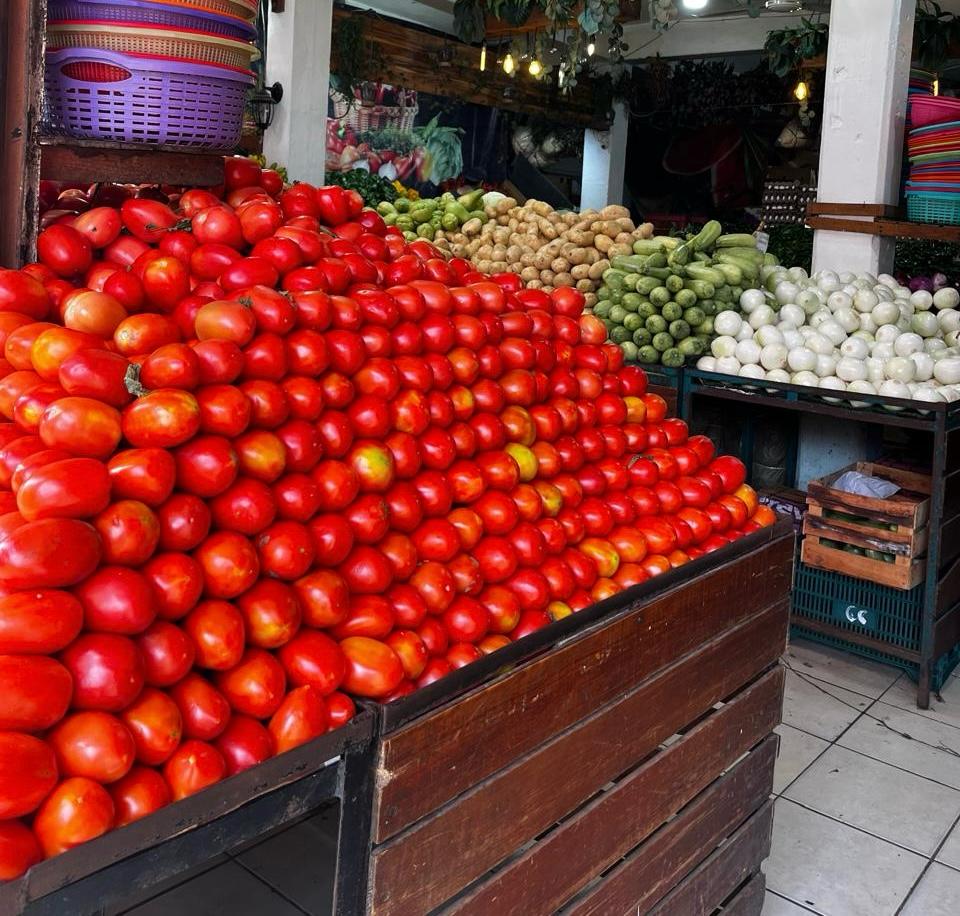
43,48,252,149
48,0,256,39
909,96,960,129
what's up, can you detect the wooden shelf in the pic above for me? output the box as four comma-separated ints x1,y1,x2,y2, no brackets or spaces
39,136,225,186
806,201,960,243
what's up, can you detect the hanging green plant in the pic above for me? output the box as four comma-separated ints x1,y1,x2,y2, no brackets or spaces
331,14,386,106
764,18,828,78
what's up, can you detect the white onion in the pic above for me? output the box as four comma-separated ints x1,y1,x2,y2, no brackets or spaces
938,309,960,334
911,290,934,311
815,353,838,378
714,311,742,337
839,272,857,285
840,338,869,360
872,341,896,360
735,339,762,366
736,323,755,342
748,305,777,330
833,308,860,333
797,290,823,314
872,301,900,326
765,369,791,383
817,271,840,292
787,347,817,372
910,351,935,382
780,304,805,327
865,357,887,385
739,289,766,314
934,357,960,385
894,332,923,357
859,314,878,334
854,289,879,313
792,370,821,387
915,387,946,405
775,281,800,306
878,273,898,288
885,357,916,384
935,287,960,310
926,338,948,354
756,325,784,347
819,320,847,346
715,355,742,375
879,379,911,401
711,336,738,358
827,291,853,312
875,324,901,344
809,310,831,329
912,312,939,338
819,376,847,391
696,356,717,372
739,363,766,380
874,285,894,302
760,343,789,370
836,356,868,382
806,333,835,356
782,329,803,349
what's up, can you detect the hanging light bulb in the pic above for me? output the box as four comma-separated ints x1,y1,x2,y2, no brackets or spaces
586,35,596,56
529,58,542,77
793,79,808,101
934,78,940,96
503,52,515,74
480,44,487,72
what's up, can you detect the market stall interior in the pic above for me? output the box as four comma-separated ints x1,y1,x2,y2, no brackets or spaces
0,0,960,913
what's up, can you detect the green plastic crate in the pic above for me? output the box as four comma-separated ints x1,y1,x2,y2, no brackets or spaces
792,560,960,692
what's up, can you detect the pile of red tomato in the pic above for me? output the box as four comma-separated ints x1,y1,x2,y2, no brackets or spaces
0,156,774,880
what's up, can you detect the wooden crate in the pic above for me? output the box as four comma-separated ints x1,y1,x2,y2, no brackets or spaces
802,461,931,590
365,526,793,915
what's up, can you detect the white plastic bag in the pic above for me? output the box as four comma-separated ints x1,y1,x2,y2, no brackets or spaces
832,470,900,499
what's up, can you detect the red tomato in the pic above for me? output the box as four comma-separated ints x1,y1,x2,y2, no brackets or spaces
237,579,301,648
169,673,231,741
157,493,211,552
0,732,58,818
14,456,110,521
122,389,201,449
474,536,519,583
194,531,260,598
0,589,83,654
74,566,157,635
137,619,196,685
277,630,346,695
163,740,226,801
269,686,328,753
215,715,275,777
0,517,101,589
215,647,286,718
0,820,42,879
39,396,122,459
339,636,404,698
0,269,50,320
409,561,456,613
93,500,161,567
183,599,245,671
60,633,144,712
107,448,176,507
110,766,171,827
38,225,93,277
338,545,393,594
308,514,354,566
33,777,114,857
48,710,135,783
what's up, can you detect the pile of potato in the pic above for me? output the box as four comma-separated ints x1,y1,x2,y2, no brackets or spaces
432,198,654,306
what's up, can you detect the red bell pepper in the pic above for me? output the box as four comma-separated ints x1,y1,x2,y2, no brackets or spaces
315,186,350,227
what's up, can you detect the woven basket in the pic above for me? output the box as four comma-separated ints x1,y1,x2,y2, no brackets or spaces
331,96,418,133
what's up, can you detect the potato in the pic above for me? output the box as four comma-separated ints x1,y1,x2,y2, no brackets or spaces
551,257,570,274
493,227,511,245
553,272,573,287
585,248,601,265
477,259,493,273
609,243,632,258
588,259,609,280
496,214,510,226
639,221,654,239
540,269,555,284
492,261,508,272
495,198,517,215
461,218,482,237
520,252,536,268
599,204,630,221
615,218,635,232
571,264,590,280
521,266,539,282
527,279,543,290
508,218,520,231
567,230,595,248
576,278,594,293
476,244,493,260
584,292,599,307
615,232,633,246
506,244,523,263
492,244,508,261
534,252,553,271
594,234,613,253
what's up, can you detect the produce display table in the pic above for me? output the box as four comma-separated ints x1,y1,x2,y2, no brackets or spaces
364,521,793,915
682,368,960,708
0,711,376,916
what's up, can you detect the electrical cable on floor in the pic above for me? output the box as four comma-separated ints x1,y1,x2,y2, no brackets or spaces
779,657,960,760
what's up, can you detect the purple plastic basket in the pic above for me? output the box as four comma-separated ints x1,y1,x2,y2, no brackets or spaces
43,48,253,150
48,0,256,40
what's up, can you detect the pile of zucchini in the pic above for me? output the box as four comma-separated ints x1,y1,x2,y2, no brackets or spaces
590,221,778,367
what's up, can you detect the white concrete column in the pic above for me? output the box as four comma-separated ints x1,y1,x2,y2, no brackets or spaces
811,0,916,274
580,101,629,210
262,0,334,186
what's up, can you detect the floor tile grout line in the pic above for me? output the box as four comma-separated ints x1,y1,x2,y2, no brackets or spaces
782,659,896,704
775,796,941,861
228,855,314,916
827,737,960,795
765,887,826,915
894,809,960,916
773,727,836,800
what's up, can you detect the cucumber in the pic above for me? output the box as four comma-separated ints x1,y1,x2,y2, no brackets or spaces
610,325,631,344
714,233,759,249
661,348,684,368
678,336,705,357
665,274,684,294
637,302,656,320
646,314,668,335
631,240,668,257
633,328,652,346
623,313,643,332
611,255,650,274
669,319,691,341
652,331,675,352
638,345,660,364
674,289,698,310
649,287,671,308
685,264,726,286
683,306,705,327
593,301,612,319
608,305,627,324
684,279,715,300
691,220,722,252
621,292,642,312
620,341,639,361
661,301,683,322
635,276,661,296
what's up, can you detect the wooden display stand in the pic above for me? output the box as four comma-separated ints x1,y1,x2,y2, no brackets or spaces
365,524,793,915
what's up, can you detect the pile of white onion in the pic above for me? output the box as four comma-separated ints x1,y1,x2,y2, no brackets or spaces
696,266,960,406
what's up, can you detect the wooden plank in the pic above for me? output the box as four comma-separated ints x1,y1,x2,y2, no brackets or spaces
803,515,927,557
934,600,960,660
374,533,793,841
559,740,777,916
938,555,960,617
806,202,898,217
40,140,225,187
939,511,960,571
645,803,773,916
715,873,766,916
425,664,784,916
0,0,44,267
800,537,924,591
806,215,960,243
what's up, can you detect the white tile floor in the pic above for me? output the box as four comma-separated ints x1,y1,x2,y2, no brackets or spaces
764,639,960,915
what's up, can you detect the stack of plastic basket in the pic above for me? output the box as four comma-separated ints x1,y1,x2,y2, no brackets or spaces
43,0,259,150
905,95,960,225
